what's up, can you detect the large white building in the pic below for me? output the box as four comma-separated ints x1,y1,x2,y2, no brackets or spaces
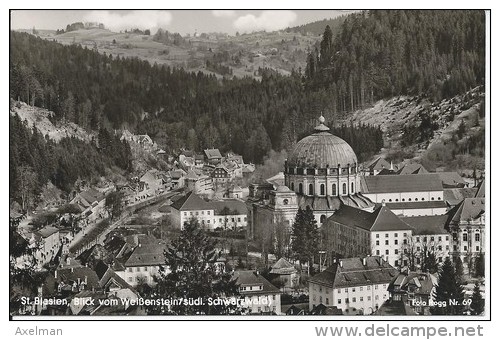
309,256,398,315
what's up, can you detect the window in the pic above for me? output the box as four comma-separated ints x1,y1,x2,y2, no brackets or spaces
375,295,379,301
376,234,380,239
299,183,303,194
345,288,348,293
351,182,354,193
375,285,378,290
345,298,349,303
476,246,480,251
128,277,133,282
417,246,421,252
360,297,364,302
376,250,380,255
320,215,326,223
128,268,133,273
184,212,187,216
438,236,442,242
332,184,337,196
475,233,480,242
320,296,323,303
368,296,371,301
283,199,289,205
394,233,398,237
403,239,407,245
290,182,294,191
385,234,389,238
352,288,356,292
431,197,434,200
353,297,357,302
403,233,407,237
338,299,341,304
439,257,443,263
136,267,140,272
367,286,371,291
326,298,329,305
464,246,468,251
395,260,399,267
408,198,411,201
337,289,341,294
342,183,347,195
463,233,468,241
395,249,399,255
385,249,389,255
423,237,427,242
360,286,364,291
394,240,398,245
376,241,380,246
446,236,449,241
431,236,435,242
309,184,314,196
320,184,325,195
389,199,392,202
385,240,389,245
143,267,147,271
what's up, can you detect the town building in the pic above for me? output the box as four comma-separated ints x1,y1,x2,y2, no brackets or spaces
170,191,215,229
308,256,398,315
361,174,447,216
366,157,391,176
185,169,213,195
204,148,223,164
269,258,299,290
233,270,281,315
388,271,438,315
446,198,485,270
321,204,413,268
250,116,374,242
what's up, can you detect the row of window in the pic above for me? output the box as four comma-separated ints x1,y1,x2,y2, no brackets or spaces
127,266,149,273
385,197,441,202
336,284,385,294
183,211,212,216
290,182,355,196
340,296,379,304
454,245,482,252
375,233,407,238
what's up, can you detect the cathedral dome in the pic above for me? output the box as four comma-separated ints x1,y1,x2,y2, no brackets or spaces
287,116,358,169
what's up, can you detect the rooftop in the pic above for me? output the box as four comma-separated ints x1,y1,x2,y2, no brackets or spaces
170,191,212,211
447,198,485,225
233,270,280,295
309,256,398,288
400,215,449,235
361,174,443,194
210,199,248,215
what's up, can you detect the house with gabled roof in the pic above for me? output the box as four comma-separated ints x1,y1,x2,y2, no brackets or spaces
366,157,391,176
170,191,215,229
269,258,299,289
204,148,223,164
233,270,281,315
309,256,398,315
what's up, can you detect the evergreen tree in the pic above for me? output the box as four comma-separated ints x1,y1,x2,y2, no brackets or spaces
454,256,464,284
475,253,485,278
291,206,320,275
147,219,240,315
431,257,465,315
469,282,484,315
422,250,439,274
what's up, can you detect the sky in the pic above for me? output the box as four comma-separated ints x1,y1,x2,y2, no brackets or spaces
10,10,354,35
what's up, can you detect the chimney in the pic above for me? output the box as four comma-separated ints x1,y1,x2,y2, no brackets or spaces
390,161,394,171
71,267,74,273
363,257,367,266
340,260,343,268
381,199,386,207
54,270,57,279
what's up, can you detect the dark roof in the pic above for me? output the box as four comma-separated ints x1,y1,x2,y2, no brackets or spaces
368,157,391,171
401,215,449,235
446,198,485,225
437,172,466,188
56,267,101,290
233,270,280,295
444,188,479,206
381,200,448,210
377,168,397,176
325,204,412,232
124,238,167,267
362,174,443,194
204,148,222,159
36,226,59,238
396,163,428,175
309,256,398,288
390,271,437,296
475,180,485,198
170,191,212,211
310,303,343,315
79,188,105,204
297,194,374,212
210,199,248,215
285,305,304,315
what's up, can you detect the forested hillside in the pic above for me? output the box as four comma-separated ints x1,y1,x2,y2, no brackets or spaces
10,31,383,165
305,10,485,112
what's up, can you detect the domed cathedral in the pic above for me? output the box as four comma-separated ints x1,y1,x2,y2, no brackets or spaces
284,115,373,223
248,116,374,240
